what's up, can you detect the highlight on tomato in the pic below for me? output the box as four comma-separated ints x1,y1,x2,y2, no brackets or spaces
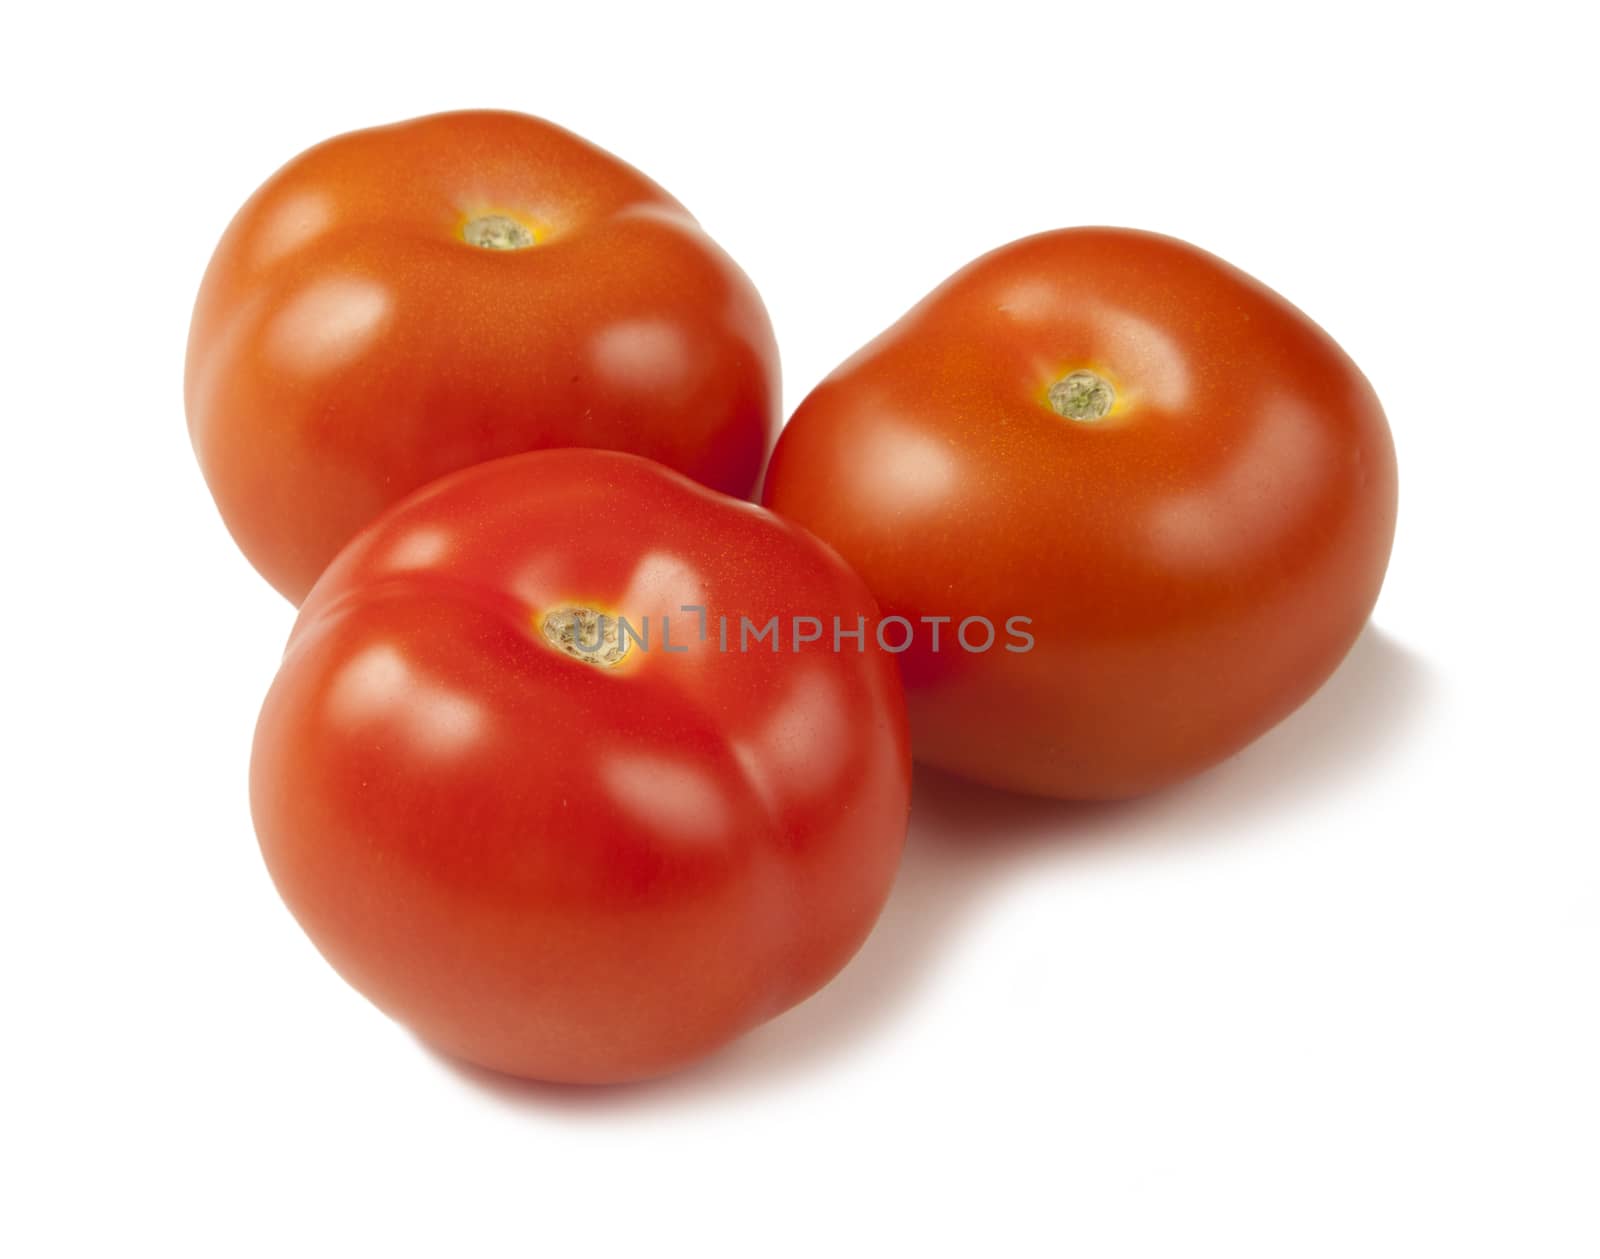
187,110,779,603
251,449,910,1084
762,227,1398,799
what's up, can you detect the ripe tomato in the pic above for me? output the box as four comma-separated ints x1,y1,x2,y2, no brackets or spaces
187,110,779,604
251,450,910,1083
763,228,1398,799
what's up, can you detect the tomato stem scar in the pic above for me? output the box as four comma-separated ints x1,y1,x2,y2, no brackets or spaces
1047,370,1115,421
463,215,535,250
540,607,628,667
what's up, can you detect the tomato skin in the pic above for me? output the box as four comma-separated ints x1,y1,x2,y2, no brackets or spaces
762,228,1397,799
187,110,779,604
251,450,909,1084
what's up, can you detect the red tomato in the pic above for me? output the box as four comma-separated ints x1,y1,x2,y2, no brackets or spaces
251,450,909,1083
187,110,778,604
763,228,1398,799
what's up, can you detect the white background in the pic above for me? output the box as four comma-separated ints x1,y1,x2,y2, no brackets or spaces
4,2,1596,1254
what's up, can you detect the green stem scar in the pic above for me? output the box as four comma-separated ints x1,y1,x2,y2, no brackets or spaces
540,607,628,667
1047,370,1115,421
463,215,535,250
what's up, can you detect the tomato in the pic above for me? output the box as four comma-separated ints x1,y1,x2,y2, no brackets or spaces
762,228,1398,799
187,110,779,604
251,449,910,1083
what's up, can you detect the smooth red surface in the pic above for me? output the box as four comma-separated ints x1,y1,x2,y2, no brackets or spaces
187,110,779,603
763,227,1398,799
251,450,910,1083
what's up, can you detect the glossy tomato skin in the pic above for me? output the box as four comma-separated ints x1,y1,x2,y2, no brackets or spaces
251,450,909,1084
188,110,779,604
763,228,1397,799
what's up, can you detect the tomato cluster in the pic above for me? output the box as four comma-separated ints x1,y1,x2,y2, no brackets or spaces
190,111,1396,1083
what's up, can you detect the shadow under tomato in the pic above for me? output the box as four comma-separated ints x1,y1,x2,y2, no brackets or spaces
428,625,1435,1113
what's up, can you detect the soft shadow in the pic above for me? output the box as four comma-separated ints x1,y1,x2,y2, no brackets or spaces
435,626,1435,1113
